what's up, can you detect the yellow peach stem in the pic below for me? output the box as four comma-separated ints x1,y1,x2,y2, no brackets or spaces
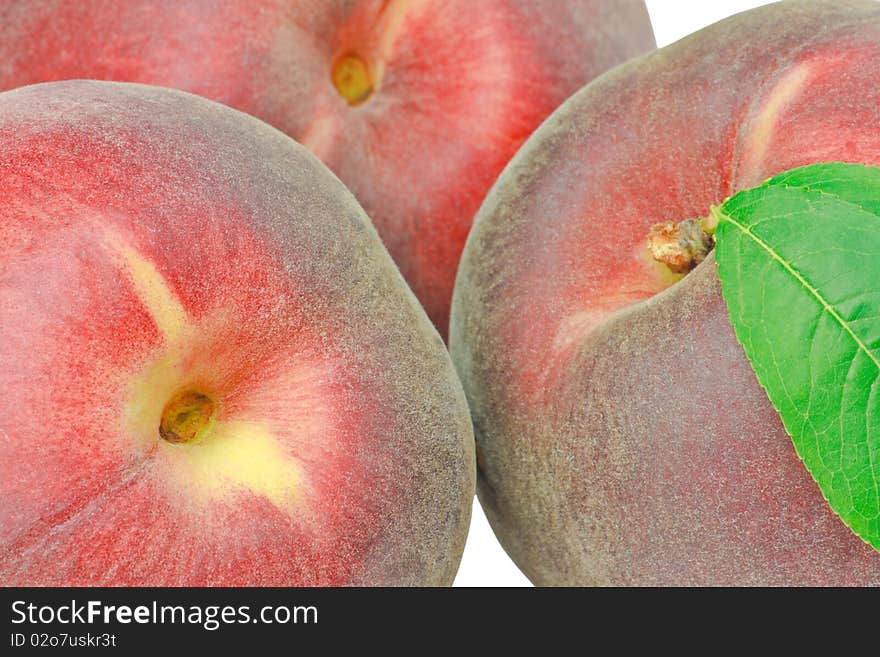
159,390,217,444
331,54,374,105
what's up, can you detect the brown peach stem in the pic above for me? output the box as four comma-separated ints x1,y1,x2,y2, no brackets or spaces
647,217,715,274
159,390,217,444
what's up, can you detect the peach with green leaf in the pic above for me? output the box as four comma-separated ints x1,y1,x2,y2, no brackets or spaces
450,0,880,585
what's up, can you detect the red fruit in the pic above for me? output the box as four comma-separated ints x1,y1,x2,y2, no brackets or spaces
0,0,655,336
0,81,474,586
450,0,880,585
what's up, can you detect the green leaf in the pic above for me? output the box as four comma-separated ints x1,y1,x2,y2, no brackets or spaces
713,162,880,552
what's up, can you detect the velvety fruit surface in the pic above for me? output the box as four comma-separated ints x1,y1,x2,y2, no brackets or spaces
0,0,655,336
450,0,880,585
0,80,474,586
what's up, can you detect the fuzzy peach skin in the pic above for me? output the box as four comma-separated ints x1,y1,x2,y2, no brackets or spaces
0,80,475,586
450,0,880,586
0,0,655,338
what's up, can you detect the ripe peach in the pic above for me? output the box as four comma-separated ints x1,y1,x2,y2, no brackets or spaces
0,80,475,586
450,0,880,585
0,0,655,337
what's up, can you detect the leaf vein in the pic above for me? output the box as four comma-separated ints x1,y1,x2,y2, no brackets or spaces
715,208,880,376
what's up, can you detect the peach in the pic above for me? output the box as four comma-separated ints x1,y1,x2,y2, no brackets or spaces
450,0,880,585
0,0,655,337
0,80,474,586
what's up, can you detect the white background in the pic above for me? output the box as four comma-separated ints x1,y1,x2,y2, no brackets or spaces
452,0,774,587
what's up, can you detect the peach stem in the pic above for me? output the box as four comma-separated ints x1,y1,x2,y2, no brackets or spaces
159,390,217,444
647,217,715,274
